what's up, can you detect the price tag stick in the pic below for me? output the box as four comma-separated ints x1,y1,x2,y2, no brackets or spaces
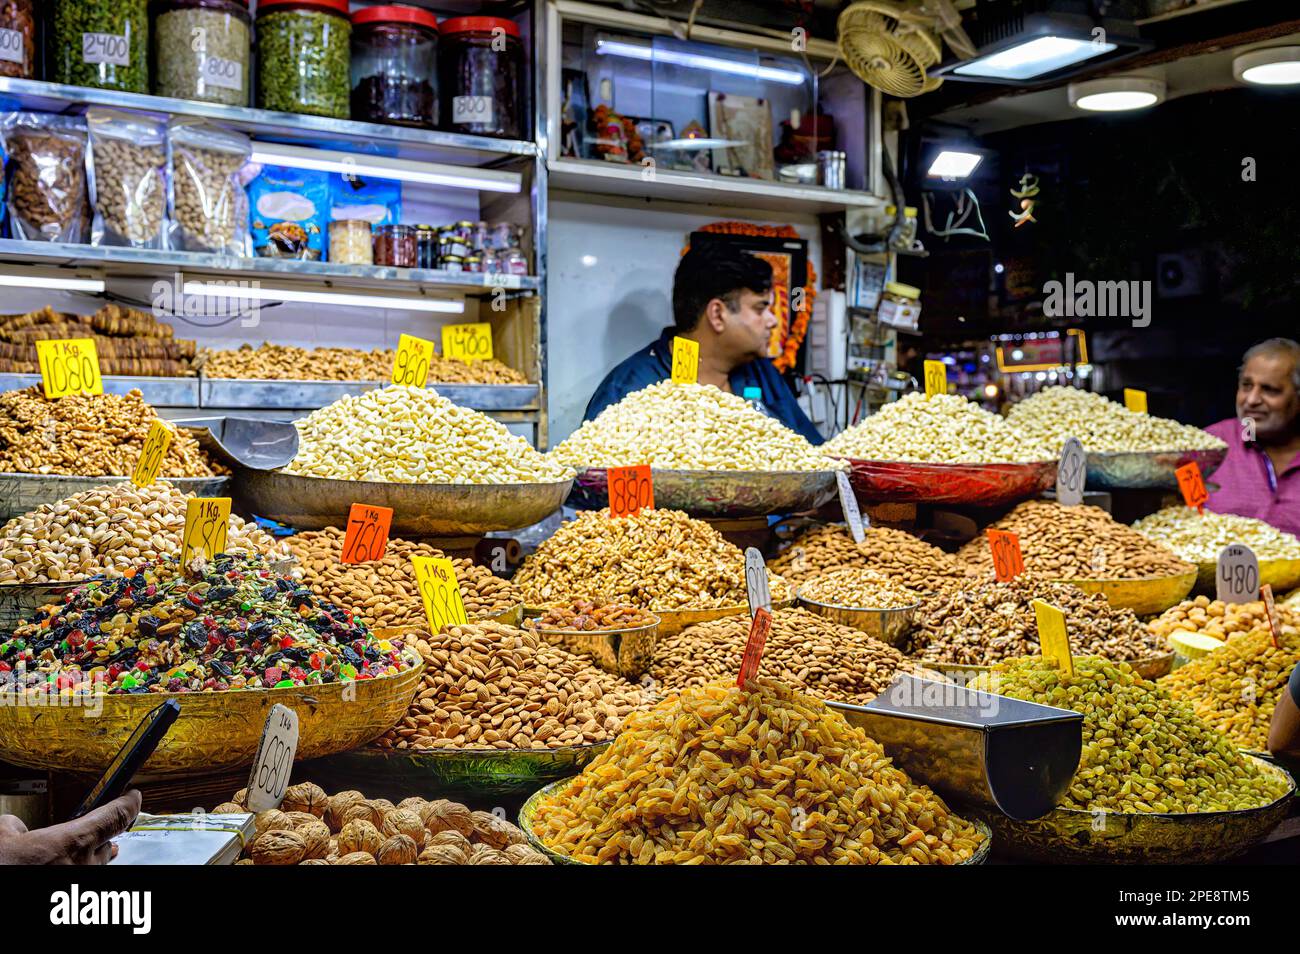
1032,600,1074,675
341,504,394,565
835,471,866,544
607,465,654,518
131,419,174,489
671,336,699,385
392,334,433,388
1262,584,1281,650
987,529,1026,582
1175,461,1208,513
923,360,948,398
181,497,231,565
245,703,299,813
737,607,772,688
412,556,469,634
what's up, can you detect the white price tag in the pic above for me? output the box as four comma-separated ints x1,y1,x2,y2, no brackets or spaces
744,547,772,619
0,28,24,66
453,95,494,125
836,471,866,544
82,32,130,67
1056,437,1086,507
200,55,242,92
244,704,299,813
1216,544,1260,604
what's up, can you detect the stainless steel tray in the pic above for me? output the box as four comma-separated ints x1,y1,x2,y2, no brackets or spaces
0,473,231,523
170,417,299,471
1086,447,1228,490
0,373,199,407
796,593,918,647
198,378,540,412
568,467,839,517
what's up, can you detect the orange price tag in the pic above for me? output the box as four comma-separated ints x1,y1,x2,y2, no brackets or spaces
987,529,1026,582
341,504,393,564
1175,461,1208,511
607,465,654,518
1262,584,1281,649
737,606,772,688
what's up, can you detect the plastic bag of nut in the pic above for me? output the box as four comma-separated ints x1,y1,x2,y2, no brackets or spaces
166,120,250,255
0,111,88,242
87,109,167,249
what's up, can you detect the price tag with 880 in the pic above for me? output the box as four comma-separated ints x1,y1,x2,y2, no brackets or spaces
607,465,654,518
36,338,103,399
442,323,494,363
987,529,1025,582
131,419,174,489
412,556,468,633
391,334,433,388
181,497,230,565
245,704,299,812
341,503,393,564
671,336,699,385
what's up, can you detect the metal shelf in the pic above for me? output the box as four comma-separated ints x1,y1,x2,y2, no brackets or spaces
548,158,886,213
0,374,199,407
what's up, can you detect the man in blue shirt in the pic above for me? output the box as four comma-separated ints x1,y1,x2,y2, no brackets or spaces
583,243,824,444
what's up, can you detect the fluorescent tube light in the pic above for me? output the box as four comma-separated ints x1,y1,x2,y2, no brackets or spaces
1069,76,1165,111
181,282,465,314
953,36,1115,81
0,274,105,293
249,144,521,194
927,150,983,179
594,39,806,86
1234,47,1300,86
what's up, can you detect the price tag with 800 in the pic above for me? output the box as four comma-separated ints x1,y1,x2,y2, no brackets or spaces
181,497,230,565
245,703,299,812
391,334,433,388
442,323,494,363
412,556,468,633
987,529,1026,582
341,503,393,564
131,419,174,489
36,338,103,399
607,465,654,518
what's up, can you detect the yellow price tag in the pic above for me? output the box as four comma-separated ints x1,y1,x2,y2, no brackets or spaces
1032,599,1074,676
412,556,468,633
391,334,433,388
671,336,699,385
924,360,948,398
1124,388,1148,414
131,420,174,488
36,338,104,399
441,322,494,363
181,497,231,565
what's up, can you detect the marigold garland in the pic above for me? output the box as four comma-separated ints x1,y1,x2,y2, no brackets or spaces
683,222,817,372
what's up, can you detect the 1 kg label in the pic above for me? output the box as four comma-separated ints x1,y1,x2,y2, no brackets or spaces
181,497,230,565
245,704,299,813
341,504,393,564
412,556,468,633
131,420,174,489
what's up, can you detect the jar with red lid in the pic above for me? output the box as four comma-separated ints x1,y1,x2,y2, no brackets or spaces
256,0,351,118
351,5,439,128
438,17,524,139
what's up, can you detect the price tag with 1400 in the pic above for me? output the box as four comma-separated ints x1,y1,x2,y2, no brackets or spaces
607,465,654,518
245,703,299,812
412,556,468,633
442,323,494,363
1216,544,1259,604
391,334,433,388
131,419,174,489
181,497,230,565
36,338,103,399
341,503,393,564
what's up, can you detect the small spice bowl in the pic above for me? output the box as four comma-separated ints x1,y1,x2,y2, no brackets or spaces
796,591,918,647
525,615,661,679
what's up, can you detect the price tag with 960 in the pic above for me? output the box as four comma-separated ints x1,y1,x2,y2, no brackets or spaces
131,419,174,489
442,322,494,363
607,465,654,518
391,333,433,388
181,497,230,565
245,703,299,813
1056,437,1086,507
341,503,393,565
36,338,103,399
987,528,1025,582
671,336,699,385
412,556,468,633
1216,544,1259,604
835,471,866,544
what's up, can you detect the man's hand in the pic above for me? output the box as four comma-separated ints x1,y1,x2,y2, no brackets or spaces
0,790,141,865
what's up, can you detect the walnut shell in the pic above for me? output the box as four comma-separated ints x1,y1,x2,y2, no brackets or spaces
381,808,426,849
418,845,468,865
254,809,294,838
299,820,332,860
335,851,377,865
282,782,329,818
504,843,550,865
371,798,395,813
250,829,307,865
211,802,245,815
377,833,419,865
337,819,384,857
427,830,472,853
283,811,320,830
421,799,474,837
396,797,427,814
235,858,254,865
300,858,331,866
470,810,526,850
325,790,366,830
339,800,383,828
233,788,248,807
469,846,512,865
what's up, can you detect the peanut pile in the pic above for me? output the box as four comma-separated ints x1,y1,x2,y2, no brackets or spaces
1148,596,1297,645
374,622,649,751
769,523,976,592
199,342,527,385
909,579,1167,667
532,678,986,864
1007,386,1226,454
649,607,922,706
797,568,919,609
0,388,220,477
514,508,791,611
1132,507,1300,563
957,501,1194,581
0,482,286,584
214,782,550,865
285,526,520,628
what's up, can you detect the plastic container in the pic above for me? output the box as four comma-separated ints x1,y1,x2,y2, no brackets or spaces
439,17,523,139
373,224,417,267
350,5,439,127
152,0,251,105
876,281,921,332
0,0,37,79
51,0,150,92
256,0,351,118
329,219,373,265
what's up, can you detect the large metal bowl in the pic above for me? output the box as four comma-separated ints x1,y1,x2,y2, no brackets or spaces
834,457,1057,506
523,597,795,638
0,665,423,777
518,777,993,865
1191,557,1300,596
567,467,839,517
526,616,661,679
796,592,918,647
1059,569,1198,616
924,653,1174,682
0,473,231,523
1086,447,1227,490
978,756,1294,864
235,468,573,536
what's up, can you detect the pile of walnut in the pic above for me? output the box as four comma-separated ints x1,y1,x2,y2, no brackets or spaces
213,782,551,865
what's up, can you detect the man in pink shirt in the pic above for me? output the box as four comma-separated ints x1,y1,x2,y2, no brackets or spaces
1205,338,1300,536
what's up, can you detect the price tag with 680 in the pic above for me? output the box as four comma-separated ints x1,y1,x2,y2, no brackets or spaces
181,497,230,565
1056,437,1086,507
245,703,299,812
671,336,699,385
341,503,393,564
412,556,468,633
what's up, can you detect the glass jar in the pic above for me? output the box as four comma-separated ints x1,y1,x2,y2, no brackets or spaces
468,220,489,251
464,254,484,274
350,5,439,128
876,282,922,332
501,247,528,275
52,0,149,92
374,224,417,267
329,219,373,265
416,225,438,269
441,254,463,274
152,0,251,106
256,0,351,118
0,0,37,79
487,220,520,250
438,17,523,139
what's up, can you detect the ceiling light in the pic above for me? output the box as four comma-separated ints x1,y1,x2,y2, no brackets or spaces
1069,76,1165,111
1234,46,1300,86
0,273,105,293
955,36,1116,82
927,150,984,179
594,39,806,86
181,282,465,314
249,144,521,193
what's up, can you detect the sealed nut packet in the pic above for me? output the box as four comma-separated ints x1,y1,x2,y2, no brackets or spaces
166,119,251,255
87,109,167,249
0,112,88,242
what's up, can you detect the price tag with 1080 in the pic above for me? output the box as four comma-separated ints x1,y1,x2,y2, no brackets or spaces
1216,543,1259,604
412,556,468,633
442,323,494,363
36,338,103,399
341,503,393,565
607,465,654,518
181,497,230,565
987,529,1025,582
131,419,174,489
245,703,299,812
391,334,433,388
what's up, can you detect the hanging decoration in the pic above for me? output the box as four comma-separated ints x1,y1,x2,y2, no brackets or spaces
1009,172,1040,228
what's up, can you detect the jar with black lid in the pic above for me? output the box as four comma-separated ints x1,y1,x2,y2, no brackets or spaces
438,17,523,139
351,5,439,127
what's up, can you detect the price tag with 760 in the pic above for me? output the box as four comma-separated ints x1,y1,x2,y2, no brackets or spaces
36,338,103,399
181,497,230,565
341,503,393,565
412,556,468,633
607,465,654,518
131,419,174,489
391,334,433,388
442,323,494,363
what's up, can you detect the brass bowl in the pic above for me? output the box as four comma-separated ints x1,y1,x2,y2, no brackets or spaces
795,592,918,647
523,597,795,637
0,664,423,778
978,757,1295,864
518,777,993,865
1192,557,1300,596
1056,569,1197,616
568,467,840,518
526,616,661,679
